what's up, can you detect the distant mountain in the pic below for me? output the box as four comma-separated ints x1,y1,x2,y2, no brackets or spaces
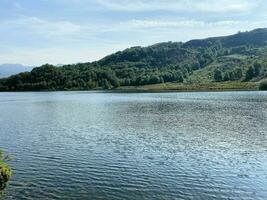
0,64,33,78
1,28,267,91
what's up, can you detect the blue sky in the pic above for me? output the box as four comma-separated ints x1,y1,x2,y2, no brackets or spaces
0,0,267,66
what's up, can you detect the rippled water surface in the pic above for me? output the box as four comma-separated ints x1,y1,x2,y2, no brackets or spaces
0,91,267,200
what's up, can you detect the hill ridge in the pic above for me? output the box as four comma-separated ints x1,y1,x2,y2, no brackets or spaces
1,28,267,91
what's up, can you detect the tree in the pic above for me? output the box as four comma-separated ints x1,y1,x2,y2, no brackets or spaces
223,72,230,81
103,79,111,89
150,75,161,84
214,69,223,82
124,78,131,86
245,66,255,81
111,78,120,88
259,79,267,90
178,75,184,83
192,61,200,70
234,68,243,80
253,62,261,76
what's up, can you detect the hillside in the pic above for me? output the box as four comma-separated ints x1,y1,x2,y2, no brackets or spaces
0,64,33,78
1,28,267,91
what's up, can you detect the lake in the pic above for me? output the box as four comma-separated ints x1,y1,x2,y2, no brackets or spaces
0,91,267,200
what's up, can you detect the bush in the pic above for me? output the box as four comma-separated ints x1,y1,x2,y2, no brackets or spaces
214,69,223,82
0,151,11,192
259,79,267,90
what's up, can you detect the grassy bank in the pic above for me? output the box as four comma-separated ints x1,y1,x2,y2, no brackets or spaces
118,81,259,92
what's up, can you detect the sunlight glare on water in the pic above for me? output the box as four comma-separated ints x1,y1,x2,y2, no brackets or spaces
0,91,267,200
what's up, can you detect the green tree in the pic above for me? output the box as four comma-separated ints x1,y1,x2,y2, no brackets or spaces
214,69,223,82
259,79,267,90
103,79,111,89
245,66,255,81
234,68,243,80
253,62,261,76
223,72,230,81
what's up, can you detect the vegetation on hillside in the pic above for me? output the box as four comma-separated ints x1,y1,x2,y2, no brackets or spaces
1,28,267,91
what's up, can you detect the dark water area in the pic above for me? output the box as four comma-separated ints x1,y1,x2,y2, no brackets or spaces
0,91,267,199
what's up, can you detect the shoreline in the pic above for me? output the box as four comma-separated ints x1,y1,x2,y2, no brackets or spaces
0,81,263,93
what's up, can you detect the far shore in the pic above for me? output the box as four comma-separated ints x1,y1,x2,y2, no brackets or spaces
116,81,259,92
0,81,264,93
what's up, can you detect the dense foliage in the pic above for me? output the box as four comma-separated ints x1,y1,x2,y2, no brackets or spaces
1,28,267,91
259,79,267,90
0,151,11,192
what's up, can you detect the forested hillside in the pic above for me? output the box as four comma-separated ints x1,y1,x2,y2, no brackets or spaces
0,64,32,78
1,28,267,91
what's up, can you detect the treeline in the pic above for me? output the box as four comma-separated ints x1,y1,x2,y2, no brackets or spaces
0,64,187,91
0,41,224,91
214,61,267,82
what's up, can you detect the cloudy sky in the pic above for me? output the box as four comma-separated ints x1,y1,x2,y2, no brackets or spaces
0,0,267,66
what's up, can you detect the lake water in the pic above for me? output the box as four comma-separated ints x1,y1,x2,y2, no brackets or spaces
0,91,267,200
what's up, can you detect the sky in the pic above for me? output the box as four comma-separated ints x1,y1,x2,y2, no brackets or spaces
0,0,267,66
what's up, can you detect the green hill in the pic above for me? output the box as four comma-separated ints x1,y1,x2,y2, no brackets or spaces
185,28,267,48
1,28,267,91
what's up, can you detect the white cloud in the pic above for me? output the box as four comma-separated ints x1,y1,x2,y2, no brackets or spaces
96,0,260,12
121,19,242,29
1,17,82,37
0,44,130,66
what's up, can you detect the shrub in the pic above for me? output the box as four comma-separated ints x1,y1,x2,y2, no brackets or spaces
214,69,223,82
0,151,11,192
259,79,267,90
